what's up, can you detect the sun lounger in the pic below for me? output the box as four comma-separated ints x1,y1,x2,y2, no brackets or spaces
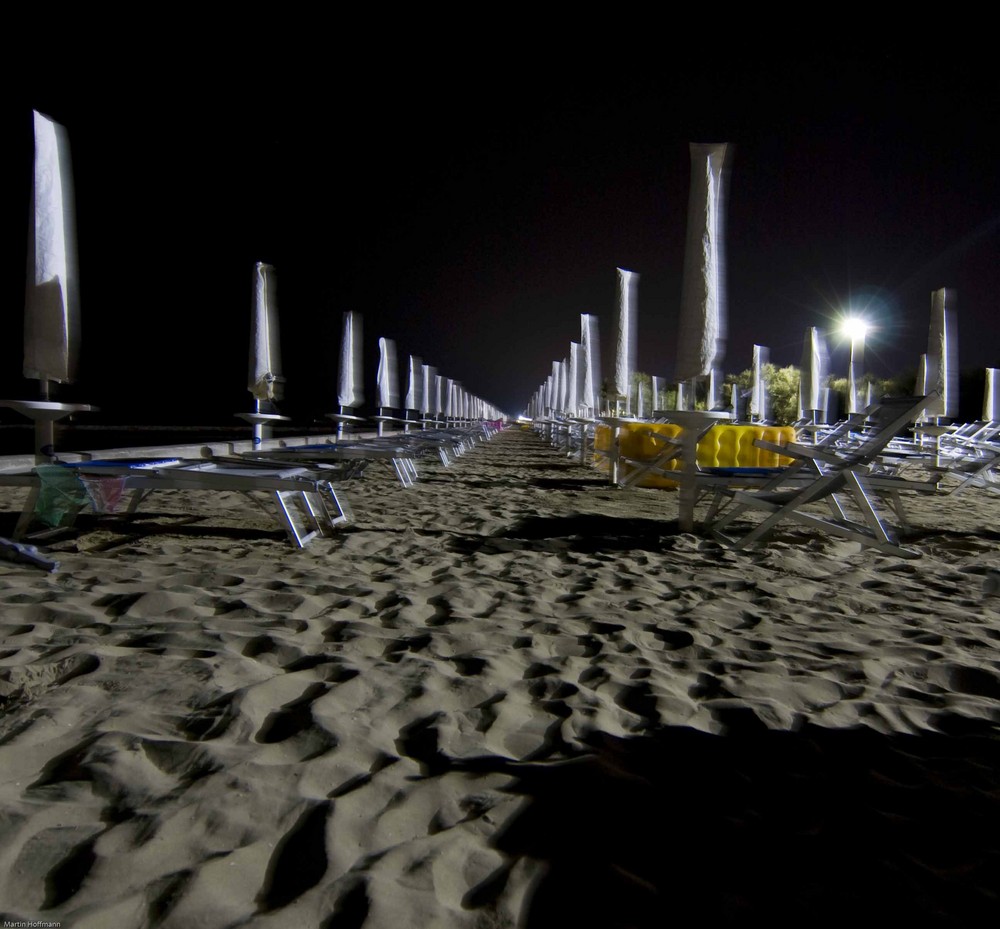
706,395,938,557
929,435,1000,496
237,437,420,487
1,458,352,548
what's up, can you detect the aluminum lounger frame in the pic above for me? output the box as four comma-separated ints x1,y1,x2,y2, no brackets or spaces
237,444,420,488
932,436,1000,496
706,395,937,558
119,465,352,547
239,424,492,485
868,420,1000,497
2,462,352,548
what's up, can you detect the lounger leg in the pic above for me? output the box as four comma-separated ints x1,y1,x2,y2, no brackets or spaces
843,471,895,544
126,488,151,515
733,473,841,549
321,482,352,525
12,486,41,541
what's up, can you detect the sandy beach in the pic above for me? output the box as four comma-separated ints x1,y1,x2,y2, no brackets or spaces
1,427,999,927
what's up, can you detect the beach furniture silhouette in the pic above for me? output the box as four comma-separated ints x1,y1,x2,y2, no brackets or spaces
706,395,938,557
329,311,367,440
238,262,290,446
1,111,94,461
930,431,1000,496
3,459,351,548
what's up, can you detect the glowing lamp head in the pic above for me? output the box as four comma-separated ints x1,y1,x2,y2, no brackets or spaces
841,316,869,341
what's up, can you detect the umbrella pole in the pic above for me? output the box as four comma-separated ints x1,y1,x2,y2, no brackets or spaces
253,399,264,447
35,379,53,459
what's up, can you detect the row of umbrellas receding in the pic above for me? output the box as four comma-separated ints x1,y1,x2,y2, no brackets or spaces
526,141,985,425
249,263,502,428
14,110,502,442
530,279,979,425
526,143,731,421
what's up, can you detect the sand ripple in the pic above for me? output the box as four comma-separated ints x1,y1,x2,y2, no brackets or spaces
1,428,999,925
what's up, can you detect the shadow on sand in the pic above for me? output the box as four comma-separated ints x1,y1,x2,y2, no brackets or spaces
484,710,1000,926
449,514,682,555
394,707,1000,926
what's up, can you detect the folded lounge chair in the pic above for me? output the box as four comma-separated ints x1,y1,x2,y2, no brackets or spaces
706,395,939,558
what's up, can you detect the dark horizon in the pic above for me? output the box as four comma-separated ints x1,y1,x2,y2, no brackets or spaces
4,44,998,432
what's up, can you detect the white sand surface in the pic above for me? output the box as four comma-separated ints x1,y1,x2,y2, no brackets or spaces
1,428,999,926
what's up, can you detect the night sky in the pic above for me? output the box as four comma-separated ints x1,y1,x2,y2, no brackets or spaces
4,36,998,426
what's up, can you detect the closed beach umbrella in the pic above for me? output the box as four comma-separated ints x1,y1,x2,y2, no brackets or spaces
750,344,768,422
926,288,958,420
338,311,364,410
421,364,436,418
25,110,80,392
846,322,866,415
376,337,399,410
249,262,283,404
434,375,444,418
676,142,730,407
569,342,582,416
443,378,454,419
581,313,602,415
405,355,423,412
615,268,638,412
798,326,828,421
984,368,999,422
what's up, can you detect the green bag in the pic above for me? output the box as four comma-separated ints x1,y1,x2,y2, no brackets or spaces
32,465,89,528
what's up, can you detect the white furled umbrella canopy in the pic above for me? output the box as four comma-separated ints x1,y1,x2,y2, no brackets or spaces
338,311,364,409
846,326,866,416
434,375,444,416
444,378,455,418
581,314,602,414
926,287,958,420
421,365,436,416
615,268,638,409
569,342,582,416
25,110,80,389
749,344,768,421
984,368,999,422
798,326,828,420
249,262,284,403
376,337,400,409
676,142,730,388
405,355,424,411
